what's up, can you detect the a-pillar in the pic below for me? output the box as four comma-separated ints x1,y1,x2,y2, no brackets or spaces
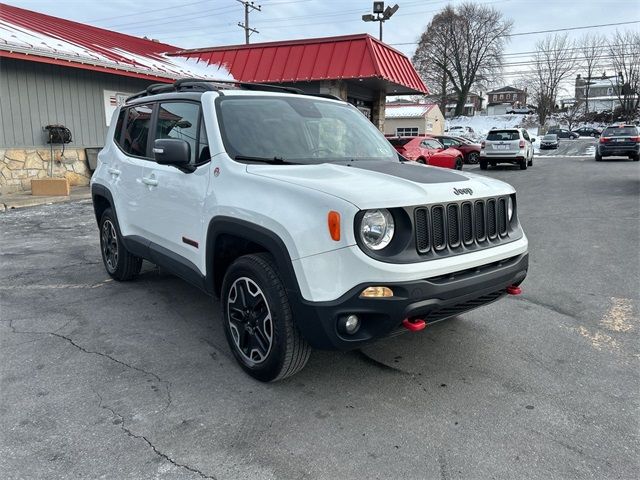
319,80,347,100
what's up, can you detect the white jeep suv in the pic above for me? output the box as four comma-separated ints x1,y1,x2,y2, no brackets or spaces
91,79,529,381
480,128,535,170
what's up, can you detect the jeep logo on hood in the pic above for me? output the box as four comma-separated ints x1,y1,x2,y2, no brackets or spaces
453,187,473,195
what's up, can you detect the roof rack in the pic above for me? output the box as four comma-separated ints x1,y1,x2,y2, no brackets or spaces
126,78,344,103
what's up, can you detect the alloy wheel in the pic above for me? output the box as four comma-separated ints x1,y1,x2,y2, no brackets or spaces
101,220,118,273
227,277,273,364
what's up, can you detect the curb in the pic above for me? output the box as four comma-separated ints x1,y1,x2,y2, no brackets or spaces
1,192,92,211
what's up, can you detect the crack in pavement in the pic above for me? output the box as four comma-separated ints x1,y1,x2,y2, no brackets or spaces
94,390,217,480
8,318,172,411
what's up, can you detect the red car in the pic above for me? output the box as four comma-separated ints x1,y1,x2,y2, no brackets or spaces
388,136,464,170
433,135,482,164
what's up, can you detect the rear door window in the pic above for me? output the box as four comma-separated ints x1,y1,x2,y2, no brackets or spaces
121,104,154,158
603,127,638,137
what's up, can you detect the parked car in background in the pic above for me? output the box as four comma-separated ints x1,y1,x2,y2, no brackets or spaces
506,107,534,114
596,124,640,161
540,134,559,149
433,135,482,164
547,127,579,139
388,136,464,170
447,125,475,139
572,126,601,137
480,128,535,170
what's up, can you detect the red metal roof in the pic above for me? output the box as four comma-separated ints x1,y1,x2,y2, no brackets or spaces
0,3,183,81
171,34,428,95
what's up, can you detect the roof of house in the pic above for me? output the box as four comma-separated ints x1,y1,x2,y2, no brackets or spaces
487,86,525,94
170,34,428,95
0,3,230,82
385,103,437,118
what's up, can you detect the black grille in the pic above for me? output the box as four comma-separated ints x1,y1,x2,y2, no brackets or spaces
447,204,460,247
432,206,446,250
424,289,506,322
487,199,497,239
461,203,473,244
415,208,429,253
415,196,510,255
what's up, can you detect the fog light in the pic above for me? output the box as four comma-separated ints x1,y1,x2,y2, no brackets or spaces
339,314,361,335
360,286,393,298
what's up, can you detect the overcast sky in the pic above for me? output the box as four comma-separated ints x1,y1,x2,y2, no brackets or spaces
11,0,640,95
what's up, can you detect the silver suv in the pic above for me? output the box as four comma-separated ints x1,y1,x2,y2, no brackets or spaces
480,128,535,170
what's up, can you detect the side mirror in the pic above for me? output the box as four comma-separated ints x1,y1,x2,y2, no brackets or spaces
154,138,191,168
531,138,536,142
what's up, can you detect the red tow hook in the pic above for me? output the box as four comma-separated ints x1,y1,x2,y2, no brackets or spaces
402,318,427,332
506,285,522,295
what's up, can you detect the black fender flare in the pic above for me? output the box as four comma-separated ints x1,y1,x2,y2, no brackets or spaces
205,216,302,299
91,183,116,225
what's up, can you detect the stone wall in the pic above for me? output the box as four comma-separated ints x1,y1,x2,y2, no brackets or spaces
0,148,92,194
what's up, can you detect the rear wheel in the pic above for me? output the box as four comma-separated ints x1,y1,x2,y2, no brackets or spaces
519,159,527,170
527,155,533,167
466,152,479,164
454,157,463,170
595,152,602,161
479,159,488,170
221,253,311,382
632,153,639,161
99,208,142,281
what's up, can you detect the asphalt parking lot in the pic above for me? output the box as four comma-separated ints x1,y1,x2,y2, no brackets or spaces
1,155,638,479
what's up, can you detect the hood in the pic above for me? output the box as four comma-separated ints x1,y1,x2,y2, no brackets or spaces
247,160,514,210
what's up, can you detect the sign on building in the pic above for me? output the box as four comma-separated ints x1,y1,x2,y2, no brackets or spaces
103,90,134,126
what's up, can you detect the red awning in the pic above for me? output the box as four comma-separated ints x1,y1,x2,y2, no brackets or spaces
170,34,428,95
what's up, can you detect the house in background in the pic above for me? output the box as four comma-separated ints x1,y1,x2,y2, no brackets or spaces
443,92,483,117
574,73,637,112
486,86,527,115
384,103,445,136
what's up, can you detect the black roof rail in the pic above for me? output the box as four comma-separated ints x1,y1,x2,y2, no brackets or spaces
125,78,344,103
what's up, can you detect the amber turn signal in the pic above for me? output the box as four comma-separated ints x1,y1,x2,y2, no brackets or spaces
360,286,394,298
328,211,341,241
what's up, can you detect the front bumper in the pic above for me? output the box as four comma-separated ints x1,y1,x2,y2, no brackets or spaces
291,253,528,350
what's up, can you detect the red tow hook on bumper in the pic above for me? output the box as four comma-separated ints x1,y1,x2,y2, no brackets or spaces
506,285,522,295
402,318,427,332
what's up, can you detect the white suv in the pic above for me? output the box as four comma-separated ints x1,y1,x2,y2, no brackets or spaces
480,128,535,170
91,79,529,381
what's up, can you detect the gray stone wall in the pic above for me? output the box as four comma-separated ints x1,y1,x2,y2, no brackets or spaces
0,148,91,194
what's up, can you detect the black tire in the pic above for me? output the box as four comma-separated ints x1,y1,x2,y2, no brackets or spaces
416,158,427,165
466,152,479,164
479,159,488,170
595,153,602,162
519,160,527,170
99,208,142,281
527,156,533,167
631,154,639,161
221,253,311,382
455,157,463,170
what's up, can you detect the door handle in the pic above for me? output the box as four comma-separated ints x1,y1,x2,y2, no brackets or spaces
107,167,120,176
142,176,158,186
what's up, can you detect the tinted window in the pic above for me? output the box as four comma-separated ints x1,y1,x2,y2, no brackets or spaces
156,102,200,164
487,130,520,141
422,139,443,149
114,109,126,148
388,138,413,147
602,126,638,137
543,135,558,140
197,115,210,164
522,130,530,141
440,137,458,147
122,104,153,157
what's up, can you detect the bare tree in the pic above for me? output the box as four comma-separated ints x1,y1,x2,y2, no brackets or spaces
412,2,512,117
560,103,582,130
608,30,640,120
528,34,578,125
578,33,605,113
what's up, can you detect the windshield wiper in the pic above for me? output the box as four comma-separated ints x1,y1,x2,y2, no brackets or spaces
234,155,298,165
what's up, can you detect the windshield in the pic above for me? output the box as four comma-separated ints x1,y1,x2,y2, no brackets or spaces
216,96,397,164
543,135,558,140
487,130,520,141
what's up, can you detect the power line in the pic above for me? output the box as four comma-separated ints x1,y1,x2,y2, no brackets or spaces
391,20,640,46
237,0,261,44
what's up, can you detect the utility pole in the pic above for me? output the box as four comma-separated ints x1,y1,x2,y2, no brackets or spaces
237,0,261,44
362,1,399,42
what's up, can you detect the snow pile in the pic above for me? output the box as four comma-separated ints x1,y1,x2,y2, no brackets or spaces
446,114,541,142
166,56,235,81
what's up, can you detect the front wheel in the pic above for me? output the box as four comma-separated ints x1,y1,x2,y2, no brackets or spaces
221,253,311,382
454,157,463,170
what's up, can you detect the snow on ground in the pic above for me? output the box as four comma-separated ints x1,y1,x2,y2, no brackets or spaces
445,114,538,141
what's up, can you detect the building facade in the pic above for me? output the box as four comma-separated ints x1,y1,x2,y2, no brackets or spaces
486,86,527,115
384,104,444,136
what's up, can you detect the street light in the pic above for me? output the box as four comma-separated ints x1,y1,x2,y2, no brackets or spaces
361,1,399,42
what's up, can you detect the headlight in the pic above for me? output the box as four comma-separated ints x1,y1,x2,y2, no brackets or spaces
507,196,514,220
360,209,395,250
